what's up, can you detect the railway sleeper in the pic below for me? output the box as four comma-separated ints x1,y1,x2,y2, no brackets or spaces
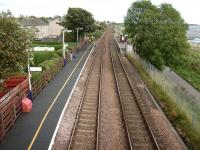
71,142,95,150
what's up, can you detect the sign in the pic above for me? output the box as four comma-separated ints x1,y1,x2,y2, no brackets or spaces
30,67,42,72
32,47,55,51
64,43,68,49
67,30,72,32
126,44,133,52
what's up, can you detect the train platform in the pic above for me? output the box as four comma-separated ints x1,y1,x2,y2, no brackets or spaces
0,43,94,150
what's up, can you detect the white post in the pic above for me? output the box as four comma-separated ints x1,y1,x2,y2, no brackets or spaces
77,28,78,46
27,50,32,100
28,63,32,91
63,30,66,66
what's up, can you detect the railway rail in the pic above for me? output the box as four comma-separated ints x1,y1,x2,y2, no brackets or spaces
110,38,160,150
67,44,103,150
67,30,160,150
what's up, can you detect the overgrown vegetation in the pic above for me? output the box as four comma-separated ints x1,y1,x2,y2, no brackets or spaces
126,53,200,149
33,51,60,66
173,48,200,91
31,51,61,81
124,1,189,70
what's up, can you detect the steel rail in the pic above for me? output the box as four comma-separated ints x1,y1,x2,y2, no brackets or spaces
96,47,104,150
111,38,160,150
109,42,133,150
67,45,103,150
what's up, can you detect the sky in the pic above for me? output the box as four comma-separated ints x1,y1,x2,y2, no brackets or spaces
0,0,199,24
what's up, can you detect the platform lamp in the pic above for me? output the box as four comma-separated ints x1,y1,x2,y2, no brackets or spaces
62,29,72,66
77,27,83,46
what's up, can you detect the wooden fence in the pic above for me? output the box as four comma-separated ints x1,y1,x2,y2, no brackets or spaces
0,79,29,140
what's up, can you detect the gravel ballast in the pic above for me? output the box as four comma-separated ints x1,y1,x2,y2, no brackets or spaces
99,31,129,150
51,44,96,150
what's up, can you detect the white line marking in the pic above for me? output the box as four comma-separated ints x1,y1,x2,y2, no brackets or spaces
48,43,95,150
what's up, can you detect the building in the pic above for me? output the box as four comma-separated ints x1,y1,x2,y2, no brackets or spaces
48,18,63,38
19,17,49,39
187,24,200,40
19,17,63,39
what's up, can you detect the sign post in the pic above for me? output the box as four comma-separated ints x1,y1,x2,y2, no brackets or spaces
28,63,32,100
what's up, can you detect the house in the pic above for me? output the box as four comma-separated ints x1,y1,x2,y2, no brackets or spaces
19,17,63,39
48,18,63,38
19,17,49,39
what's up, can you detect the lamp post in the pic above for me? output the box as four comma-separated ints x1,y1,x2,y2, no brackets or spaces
63,29,72,66
76,27,83,46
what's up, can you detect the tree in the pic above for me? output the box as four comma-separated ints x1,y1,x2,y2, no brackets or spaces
62,8,95,34
159,3,189,67
124,1,189,70
0,11,33,79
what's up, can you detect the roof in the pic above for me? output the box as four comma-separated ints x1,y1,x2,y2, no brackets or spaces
19,17,49,26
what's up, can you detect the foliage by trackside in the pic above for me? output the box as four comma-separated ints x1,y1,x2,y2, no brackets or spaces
0,10,33,79
62,8,95,33
124,1,189,70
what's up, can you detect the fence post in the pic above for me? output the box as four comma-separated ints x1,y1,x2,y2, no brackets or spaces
0,112,4,139
192,111,195,127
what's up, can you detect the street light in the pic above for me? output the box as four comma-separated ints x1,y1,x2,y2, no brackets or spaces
63,29,72,66
77,27,83,46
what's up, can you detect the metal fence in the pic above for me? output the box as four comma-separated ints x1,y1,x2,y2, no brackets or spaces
130,50,200,131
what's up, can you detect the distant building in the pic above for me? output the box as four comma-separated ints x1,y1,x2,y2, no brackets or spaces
187,24,200,40
48,18,63,38
19,17,49,39
19,17,63,39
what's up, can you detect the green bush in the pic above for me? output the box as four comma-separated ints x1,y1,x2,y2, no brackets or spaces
126,53,200,149
31,57,61,81
33,52,60,66
31,72,42,81
32,41,62,46
173,50,200,91
38,57,60,70
88,30,103,40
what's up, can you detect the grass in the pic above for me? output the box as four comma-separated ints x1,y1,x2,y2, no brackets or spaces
31,41,77,81
126,53,200,150
173,49,200,92
33,51,60,66
31,51,62,81
31,57,62,81
175,67,200,91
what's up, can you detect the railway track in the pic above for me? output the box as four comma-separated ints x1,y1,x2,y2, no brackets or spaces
110,39,160,150
67,44,103,150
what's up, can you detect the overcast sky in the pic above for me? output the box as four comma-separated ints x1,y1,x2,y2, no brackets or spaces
0,0,199,24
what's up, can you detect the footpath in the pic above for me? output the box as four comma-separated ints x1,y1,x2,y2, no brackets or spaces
0,43,94,150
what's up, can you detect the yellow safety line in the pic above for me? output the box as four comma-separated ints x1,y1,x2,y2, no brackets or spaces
28,45,92,150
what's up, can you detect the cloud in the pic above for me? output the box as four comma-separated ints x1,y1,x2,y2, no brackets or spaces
0,0,200,24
